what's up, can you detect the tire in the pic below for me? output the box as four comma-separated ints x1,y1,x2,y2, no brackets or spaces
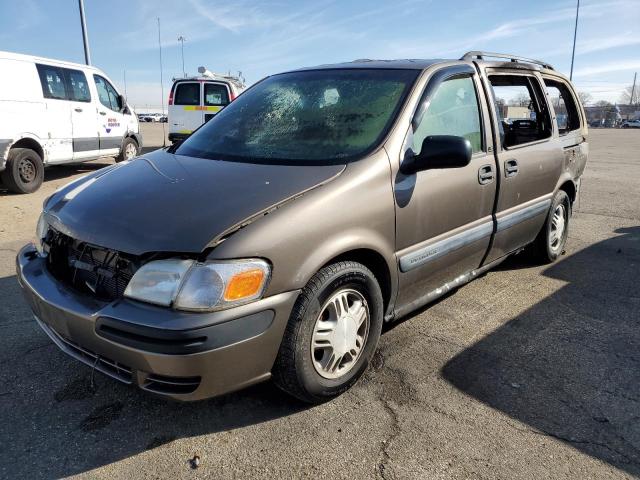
531,190,571,263
116,137,139,162
0,148,44,194
273,261,384,403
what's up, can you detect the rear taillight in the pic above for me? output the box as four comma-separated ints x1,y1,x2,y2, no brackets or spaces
168,87,174,106
229,90,236,102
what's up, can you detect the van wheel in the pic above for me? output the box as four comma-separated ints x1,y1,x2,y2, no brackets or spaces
116,137,138,162
273,261,383,403
531,190,570,263
0,148,44,194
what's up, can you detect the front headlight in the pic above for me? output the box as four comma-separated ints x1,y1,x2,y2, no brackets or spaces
124,258,270,311
35,213,48,254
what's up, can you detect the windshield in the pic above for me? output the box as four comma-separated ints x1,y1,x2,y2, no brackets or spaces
176,69,419,164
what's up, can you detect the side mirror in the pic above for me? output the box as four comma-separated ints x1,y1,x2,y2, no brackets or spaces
401,135,472,174
118,94,129,114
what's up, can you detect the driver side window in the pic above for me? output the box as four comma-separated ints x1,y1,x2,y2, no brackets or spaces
93,75,121,112
412,75,483,154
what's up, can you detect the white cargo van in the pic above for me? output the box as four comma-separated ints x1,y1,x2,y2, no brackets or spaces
168,67,245,143
0,51,142,193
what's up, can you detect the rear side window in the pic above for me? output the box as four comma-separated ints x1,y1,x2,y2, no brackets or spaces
412,75,483,154
204,83,229,106
174,82,200,105
36,64,67,100
489,75,552,148
66,69,91,102
93,75,122,111
543,79,581,134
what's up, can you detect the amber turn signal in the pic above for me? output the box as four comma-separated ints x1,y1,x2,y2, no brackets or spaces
224,269,266,301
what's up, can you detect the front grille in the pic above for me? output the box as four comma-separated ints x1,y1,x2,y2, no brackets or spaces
44,228,139,302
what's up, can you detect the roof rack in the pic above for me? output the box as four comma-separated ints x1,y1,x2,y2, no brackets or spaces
461,51,554,71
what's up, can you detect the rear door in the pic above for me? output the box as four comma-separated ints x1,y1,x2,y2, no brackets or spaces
170,81,201,135
65,68,100,160
479,68,563,262
92,74,127,156
35,63,73,162
202,81,230,123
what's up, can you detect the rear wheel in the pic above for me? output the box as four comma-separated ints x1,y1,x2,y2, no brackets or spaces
116,137,139,162
273,261,383,403
531,190,570,263
0,147,44,194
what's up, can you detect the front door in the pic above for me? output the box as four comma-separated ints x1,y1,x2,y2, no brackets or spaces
394,66,496,312
480,69,564,262
66,68,100,160
92,74,127,156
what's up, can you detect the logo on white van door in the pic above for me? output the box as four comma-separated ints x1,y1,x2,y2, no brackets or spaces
104,118,120,133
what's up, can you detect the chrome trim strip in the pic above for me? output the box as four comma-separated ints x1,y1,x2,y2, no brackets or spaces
496,198,551,233
399,221,493,272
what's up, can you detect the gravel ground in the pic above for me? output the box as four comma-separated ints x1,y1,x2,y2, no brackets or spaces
0,126,638,479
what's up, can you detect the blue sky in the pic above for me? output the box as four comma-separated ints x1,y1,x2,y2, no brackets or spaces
1,0,638,110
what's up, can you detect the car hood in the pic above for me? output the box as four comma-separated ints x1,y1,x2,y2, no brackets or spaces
44,149,345,255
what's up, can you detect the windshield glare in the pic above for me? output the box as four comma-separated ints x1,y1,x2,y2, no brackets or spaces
176,69,419,164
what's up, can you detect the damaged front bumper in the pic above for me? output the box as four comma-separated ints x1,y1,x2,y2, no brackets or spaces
16,244,299,401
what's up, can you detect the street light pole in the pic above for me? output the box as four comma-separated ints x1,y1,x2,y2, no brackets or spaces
78,0,91,65
178,36,186,78
569,0,580,80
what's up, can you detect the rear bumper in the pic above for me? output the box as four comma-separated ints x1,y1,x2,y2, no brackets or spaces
16,244,299,401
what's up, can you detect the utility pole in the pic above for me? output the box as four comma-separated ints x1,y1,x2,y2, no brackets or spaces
78,0,91,65
123,70,128,99
178,36,186,78
569,0,579,80
158,18,166,146
630,72,637,106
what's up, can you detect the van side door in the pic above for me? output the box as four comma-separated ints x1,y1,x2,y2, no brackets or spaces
92,74,128,157
480,69,564,263
35,63,73,163
64,68,100,160
394,65,496,314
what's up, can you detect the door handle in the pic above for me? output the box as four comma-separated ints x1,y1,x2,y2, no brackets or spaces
478,164,494,185
505,159,519,177
99,111,107,116
74,107,83,112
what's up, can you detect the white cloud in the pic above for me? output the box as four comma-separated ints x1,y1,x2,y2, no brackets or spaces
574,60,640,77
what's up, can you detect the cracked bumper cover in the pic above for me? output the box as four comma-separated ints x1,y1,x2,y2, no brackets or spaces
16,244,299,401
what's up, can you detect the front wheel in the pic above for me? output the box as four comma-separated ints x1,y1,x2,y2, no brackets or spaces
116,137,139,162
531,190,571,263
273,261,384,403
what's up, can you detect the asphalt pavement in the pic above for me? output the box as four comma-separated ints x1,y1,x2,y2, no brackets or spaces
0,126,638,479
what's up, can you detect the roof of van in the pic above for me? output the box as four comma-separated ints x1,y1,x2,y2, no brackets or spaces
0,50,102,72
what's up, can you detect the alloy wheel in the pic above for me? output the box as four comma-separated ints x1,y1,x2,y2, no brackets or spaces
311,289,370,379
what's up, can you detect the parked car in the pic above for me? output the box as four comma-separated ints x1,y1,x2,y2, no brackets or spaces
0,51,142,193
17,52,587,403
621,119,640,128
168,67,245,143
